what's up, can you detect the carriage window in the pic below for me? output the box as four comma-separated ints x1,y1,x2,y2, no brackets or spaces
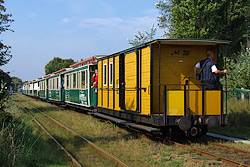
81,71,86,89
56,77,59,90
109,62,113,86
52,79,54,90
66,75,70,89
72,73,77,88
103,64,107,86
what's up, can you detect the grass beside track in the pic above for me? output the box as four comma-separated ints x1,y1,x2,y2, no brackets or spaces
209,99,250,141
1,96,74,167
13,94,233,167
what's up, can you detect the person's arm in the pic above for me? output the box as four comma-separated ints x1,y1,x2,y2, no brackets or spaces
214,69,227,74
194,62,200,77
211,65,227,74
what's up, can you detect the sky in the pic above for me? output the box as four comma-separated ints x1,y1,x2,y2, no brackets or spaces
1,0,165,81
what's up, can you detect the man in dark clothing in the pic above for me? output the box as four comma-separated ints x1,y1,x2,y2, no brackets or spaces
194,51,227,90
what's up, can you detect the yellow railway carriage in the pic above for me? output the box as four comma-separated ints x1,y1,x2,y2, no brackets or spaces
97,39,229,136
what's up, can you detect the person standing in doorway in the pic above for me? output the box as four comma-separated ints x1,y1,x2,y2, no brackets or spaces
194,51,227,90
91,69,98,93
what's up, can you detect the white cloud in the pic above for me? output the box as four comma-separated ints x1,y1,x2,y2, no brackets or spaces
61,16,78,24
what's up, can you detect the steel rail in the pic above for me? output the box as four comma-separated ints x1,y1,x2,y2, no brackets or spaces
211,143,250,155
17,103,82,167
171,141,250,167
118,125,250,167
21,98,130,167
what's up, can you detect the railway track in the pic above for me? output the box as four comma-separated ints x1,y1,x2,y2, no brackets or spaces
171,140,250,167
121,121,250,167
13,97,130,167
14,95,250,167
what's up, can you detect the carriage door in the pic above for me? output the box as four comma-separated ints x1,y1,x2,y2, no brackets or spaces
119,53,125,110
124,51,138,112
61,74,65,101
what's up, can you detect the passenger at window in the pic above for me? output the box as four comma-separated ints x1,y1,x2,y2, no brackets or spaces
91,69,98,93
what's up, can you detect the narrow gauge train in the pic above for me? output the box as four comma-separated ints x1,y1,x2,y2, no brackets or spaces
22,39,229,137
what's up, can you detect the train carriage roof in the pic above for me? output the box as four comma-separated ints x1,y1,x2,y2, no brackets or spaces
152,39,230,45
98,38,231,60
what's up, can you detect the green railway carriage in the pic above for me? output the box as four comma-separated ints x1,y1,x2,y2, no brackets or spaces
22,82,28,94
38,76,49,99
33,79,40,97
64,57,98,108
97,39,229,136
47,69,68,102
28,81,33,96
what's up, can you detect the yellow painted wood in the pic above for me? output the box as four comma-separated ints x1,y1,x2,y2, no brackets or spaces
167,91,185,116
166,90,221,116
189,90,221,115
108,57,113,109
114,56,120,111
97,60,103,107
205,91,221,115
140,46,151,115
102,59,108,108
152,44,217,114
125,51,137,111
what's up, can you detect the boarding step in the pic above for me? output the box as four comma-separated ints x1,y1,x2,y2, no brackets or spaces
92,112,160,132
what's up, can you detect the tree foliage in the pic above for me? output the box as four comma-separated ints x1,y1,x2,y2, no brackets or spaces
45,57,75,75
11,76,22,92
222,47,250,89
155,0,250,54
0,0,13,66
128,24,157,46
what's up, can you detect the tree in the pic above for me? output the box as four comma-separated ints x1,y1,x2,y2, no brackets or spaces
222,47,250,89
128,24,157,46
45,57,75,75
155,0,250,54
0,0,13,66
11,76,22,92
0,1,13,111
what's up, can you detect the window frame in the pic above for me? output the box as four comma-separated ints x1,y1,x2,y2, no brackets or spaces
80,70,87,89
49,79,52,90
103,63,107,86
56,77,59,90
52,78,54,90
65,74,70,89
71,72,77,89
109,62,113,86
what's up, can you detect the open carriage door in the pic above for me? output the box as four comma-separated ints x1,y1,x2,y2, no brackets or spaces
119,53,125,110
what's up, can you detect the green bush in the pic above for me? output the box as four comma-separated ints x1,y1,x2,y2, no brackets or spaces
222,47,250,89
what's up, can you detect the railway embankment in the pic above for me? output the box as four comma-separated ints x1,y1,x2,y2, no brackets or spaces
2,93,250,166
6,94,227,167
0,95,74,166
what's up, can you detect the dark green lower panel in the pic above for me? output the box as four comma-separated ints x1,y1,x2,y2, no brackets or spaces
39,90,46,99
65,89,90,106
48,90,60,101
